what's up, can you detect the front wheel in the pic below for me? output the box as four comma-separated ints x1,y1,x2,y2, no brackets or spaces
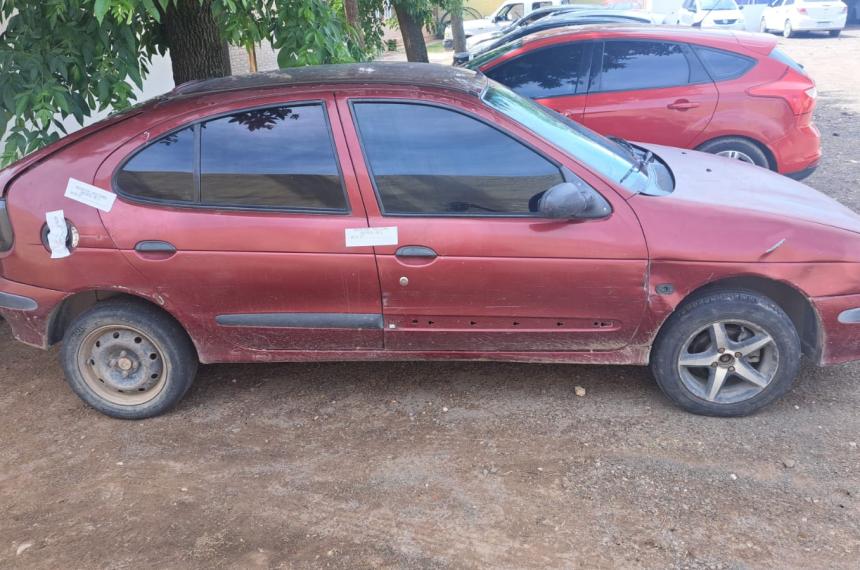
783,19,794,38
650,290,801,416
759,18,768,33
61,301,198,419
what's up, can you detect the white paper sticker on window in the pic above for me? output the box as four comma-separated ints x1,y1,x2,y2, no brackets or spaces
65,178,117,212
345,226,398,247
45,210,70,259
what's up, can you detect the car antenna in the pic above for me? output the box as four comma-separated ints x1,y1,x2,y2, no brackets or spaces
692,0,720,28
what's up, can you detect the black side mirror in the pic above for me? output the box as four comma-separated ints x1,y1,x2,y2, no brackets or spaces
536,181,611,220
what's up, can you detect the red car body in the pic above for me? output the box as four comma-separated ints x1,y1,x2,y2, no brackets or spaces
470,25,821,178
0,63,857,417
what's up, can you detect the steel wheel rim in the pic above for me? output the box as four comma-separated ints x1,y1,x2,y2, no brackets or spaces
716,149,755,164
677,320,779,405
77,325,169,406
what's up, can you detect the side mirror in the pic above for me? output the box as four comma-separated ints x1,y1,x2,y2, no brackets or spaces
536,182,611,220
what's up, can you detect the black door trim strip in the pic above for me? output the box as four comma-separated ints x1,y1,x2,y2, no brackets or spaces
215,312,384,329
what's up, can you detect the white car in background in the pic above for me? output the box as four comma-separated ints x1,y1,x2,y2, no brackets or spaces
668,0,746,29
759,0,847,37
444,0,574,45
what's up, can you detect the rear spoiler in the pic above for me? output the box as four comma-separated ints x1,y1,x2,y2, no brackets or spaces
0,108,144,197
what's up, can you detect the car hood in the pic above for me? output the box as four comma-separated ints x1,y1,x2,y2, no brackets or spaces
628,144,860,263
700,8,743,21
464,18,499,33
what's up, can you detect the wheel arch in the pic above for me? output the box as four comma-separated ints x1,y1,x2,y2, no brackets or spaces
663,275,821,361
695,135,778,171
47,290,200,359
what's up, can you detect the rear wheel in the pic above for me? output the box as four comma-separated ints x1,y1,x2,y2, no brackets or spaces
61,301,197,419
783,19,794,38
829,29,841,37
651,290,801,416
697,137,771,170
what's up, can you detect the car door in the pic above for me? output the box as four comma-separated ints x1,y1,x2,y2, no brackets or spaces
482,40,592,121
582,39,719,147
337,93,648,353
95,93,384,355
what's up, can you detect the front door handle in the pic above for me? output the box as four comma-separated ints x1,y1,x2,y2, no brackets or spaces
395,245,437,259
667,99,700,111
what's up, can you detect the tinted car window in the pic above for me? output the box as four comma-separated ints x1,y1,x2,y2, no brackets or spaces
485,42,587,99
599,41,691,92
353,102,564,215
694,46,755,80
117,127,195,202
200,104,346,210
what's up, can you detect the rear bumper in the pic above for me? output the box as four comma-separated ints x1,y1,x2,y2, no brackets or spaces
0,276,67,349
784,161,819,180
793,14,847,31
814,293,860,366
773,117,821,176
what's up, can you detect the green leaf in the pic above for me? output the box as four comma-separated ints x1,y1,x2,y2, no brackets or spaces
94,0,110,23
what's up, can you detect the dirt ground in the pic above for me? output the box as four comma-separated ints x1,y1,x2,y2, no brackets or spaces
2,32,860,570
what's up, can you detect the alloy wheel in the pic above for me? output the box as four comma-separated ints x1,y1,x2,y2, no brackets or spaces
716,149,756,164
677,320,779,404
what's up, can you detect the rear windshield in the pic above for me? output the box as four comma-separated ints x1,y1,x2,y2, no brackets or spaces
769,48,806,75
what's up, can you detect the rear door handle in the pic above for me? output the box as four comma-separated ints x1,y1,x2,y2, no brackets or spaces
395,245,437,259
667,99,700,111
134,240,177,258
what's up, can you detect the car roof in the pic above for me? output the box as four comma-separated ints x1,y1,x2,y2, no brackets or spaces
520,23,776,51
544,9,653,22
169,62,488,99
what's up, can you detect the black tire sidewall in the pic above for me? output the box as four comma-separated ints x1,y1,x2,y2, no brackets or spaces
60,301,197,420
698,137,771,169
651,290,801,417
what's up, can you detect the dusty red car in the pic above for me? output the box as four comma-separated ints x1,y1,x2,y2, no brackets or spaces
467,25,821,179
0,63,858,419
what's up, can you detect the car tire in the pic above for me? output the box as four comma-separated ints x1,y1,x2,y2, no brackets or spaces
650,290,801,417
783,19,794,38
829,29,841,37
759,18,768,33
60,300,198,419
697,137,771,170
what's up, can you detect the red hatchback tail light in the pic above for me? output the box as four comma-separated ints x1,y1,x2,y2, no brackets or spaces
747,68,817,116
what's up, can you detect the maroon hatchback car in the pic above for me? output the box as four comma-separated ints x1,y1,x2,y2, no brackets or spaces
1,63,859,419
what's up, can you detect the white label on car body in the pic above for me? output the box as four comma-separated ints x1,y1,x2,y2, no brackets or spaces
64,178,117,212
45,210,70,259
345,226,398,247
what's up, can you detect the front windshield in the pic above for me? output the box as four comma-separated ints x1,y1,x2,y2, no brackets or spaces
482,82,659,194
700,0,738,9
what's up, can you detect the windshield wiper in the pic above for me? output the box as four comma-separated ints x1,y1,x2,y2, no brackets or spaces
619,149,655,184
609,135,638,160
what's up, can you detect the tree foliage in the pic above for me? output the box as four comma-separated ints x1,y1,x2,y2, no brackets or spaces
0,0,365,165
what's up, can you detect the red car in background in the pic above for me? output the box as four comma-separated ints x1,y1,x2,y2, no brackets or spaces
467,25,820,178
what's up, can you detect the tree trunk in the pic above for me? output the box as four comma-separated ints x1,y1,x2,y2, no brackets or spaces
393,4,429,63
344,0,364,47
162,0,231,85
450,2,467,55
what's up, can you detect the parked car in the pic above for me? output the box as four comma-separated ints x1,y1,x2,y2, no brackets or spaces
454,10,657,64
760,0,848,37
1,63,857,420
668,0,746,29
465,5,583,51
444,0,575,44
467,25,820,178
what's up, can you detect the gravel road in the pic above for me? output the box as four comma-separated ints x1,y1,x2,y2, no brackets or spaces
1,31,859,569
